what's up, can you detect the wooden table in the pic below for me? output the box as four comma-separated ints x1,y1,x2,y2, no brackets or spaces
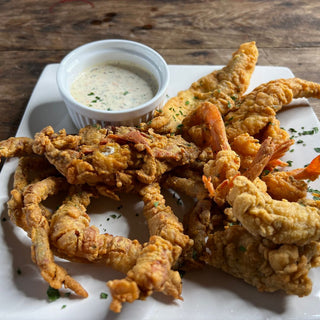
1,0,320,142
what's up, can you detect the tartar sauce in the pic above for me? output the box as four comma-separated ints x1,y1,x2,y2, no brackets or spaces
70,61,158,111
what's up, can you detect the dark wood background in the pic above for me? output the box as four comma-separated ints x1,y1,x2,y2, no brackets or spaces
1,0,320,142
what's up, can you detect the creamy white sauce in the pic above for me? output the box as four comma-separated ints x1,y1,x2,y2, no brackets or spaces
70,61,158,111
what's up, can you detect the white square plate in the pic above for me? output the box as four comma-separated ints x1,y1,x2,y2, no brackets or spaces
0,64,320,320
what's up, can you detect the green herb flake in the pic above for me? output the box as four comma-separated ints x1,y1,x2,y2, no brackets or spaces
88,92,95,96
100,292,108,299
47,286,60,302
231,95,237,101
287,160,293,167
297,140,304,144
262,169,270,176
314,147,320,153
123,91,129,96
177,124,184,130
227,101,232,108
110,214,117,219
185,101,190,105
61,305,67,309
154,201,159,207
239,245,246,252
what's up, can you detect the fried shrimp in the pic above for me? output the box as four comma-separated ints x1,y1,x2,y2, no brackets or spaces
149,41,258,133
3,41,320,313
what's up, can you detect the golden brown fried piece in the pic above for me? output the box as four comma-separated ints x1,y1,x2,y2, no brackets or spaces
7,155,59,232
204,225,320,297
261,155,320,201
32,126,199,192
227,176,320,246
50,187,143,274
149,41,258,133
0,137,34,162
107,183,192,312
22,176,88,297
108,235,182,313
225,78,320,142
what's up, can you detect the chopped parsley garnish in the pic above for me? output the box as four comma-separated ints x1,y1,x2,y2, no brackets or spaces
100,292,108,299
123,91,129,95
239,245,246,252
110,214,121,219
61,305,67,309
314,147,320,153
154,201,159,207
185,100,190,105
47,286,60,302
177,124,184,130
287,160,293,167
88,92,95,96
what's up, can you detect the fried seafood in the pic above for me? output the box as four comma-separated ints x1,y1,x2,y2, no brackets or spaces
32,125,200,192
22,176,88,297
149,41,258,133
3,40,320,313
227,175,320,246
0,137,34,162
108,183,192,312
225,78,320,143
261,155,320,201
204,225,320,296
50,187,143,273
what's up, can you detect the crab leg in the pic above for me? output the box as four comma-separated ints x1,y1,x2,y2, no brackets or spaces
21,176,88,297
107,183,192,312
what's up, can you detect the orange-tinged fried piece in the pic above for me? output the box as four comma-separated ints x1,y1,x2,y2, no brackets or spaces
204,225,320,296
227,176,320,246
149,41,258,133
261,155,320,201
225,78,320,142
182,102,231,151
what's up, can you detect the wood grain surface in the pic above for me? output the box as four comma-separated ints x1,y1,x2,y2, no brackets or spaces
1,0,320,142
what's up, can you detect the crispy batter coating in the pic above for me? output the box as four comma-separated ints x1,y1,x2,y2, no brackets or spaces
22,177,88,297
149,41,258,133
227,176,320,246
0,137,34,162
108,236,182,313
205,225,320,296
32,126,199,191
50,187,143,274
108,183,192,312
225,78,320,142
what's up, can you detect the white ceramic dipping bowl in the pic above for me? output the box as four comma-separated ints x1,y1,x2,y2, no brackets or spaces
57,39,169,129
